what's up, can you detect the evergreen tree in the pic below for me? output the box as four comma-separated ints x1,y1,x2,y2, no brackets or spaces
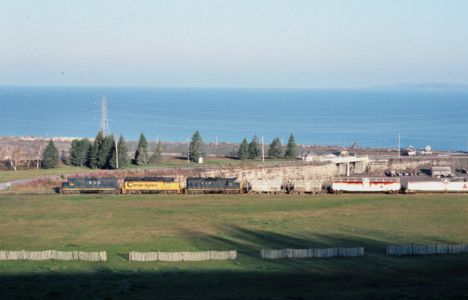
268,137,282,159
90,131,104,169
237,138,249,160
69,139,81,166
41,140,59,169
248,135,261,159
150,140,164,163
82,139,92,167
110,134,129,169
285,133,297,158
134,133,149,165
98,135,114,168
70,139,91,167
188,130,205,162
61,150,70,165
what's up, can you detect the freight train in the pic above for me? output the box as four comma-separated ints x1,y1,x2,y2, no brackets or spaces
60,176,468,195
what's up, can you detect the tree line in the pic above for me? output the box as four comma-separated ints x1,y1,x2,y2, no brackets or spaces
237,134,297,160
1,130,298,171
67,131,168,170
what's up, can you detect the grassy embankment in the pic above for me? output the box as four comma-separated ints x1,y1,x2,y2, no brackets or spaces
0,193,467,299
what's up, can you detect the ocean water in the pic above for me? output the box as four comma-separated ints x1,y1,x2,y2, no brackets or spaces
0,86,467,151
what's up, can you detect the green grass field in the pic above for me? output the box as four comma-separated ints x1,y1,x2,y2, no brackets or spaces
0,193,467,299
0,165,93,183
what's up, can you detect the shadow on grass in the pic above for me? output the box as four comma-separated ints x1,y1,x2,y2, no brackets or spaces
1,227,468,299
184,225,399,259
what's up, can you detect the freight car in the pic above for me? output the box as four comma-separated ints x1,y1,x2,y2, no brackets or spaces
330,177,401,193
248,179,287,194
122,177,181,194
406,179,468,193
186,177,241,194
61,177,120,194
289,180,323,194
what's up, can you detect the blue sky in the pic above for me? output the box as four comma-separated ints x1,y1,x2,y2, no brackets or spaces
1,0,467,88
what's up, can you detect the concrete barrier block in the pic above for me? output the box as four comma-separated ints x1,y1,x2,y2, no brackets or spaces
313,248,336,258
158,252,184,262
210,251,236,260
286,249,309,258
182,251,211,261
387,245,413,256
260,249,287,259
462,244,468,253
448,244,463,254
413,244,437,255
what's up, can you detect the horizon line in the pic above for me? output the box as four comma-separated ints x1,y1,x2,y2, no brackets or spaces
1,82,468,90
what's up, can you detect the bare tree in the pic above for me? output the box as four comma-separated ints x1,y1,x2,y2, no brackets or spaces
4,146,27,171
0,144,4,169
31,139,46,169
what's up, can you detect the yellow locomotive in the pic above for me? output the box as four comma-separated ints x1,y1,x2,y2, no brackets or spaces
122,177,181,194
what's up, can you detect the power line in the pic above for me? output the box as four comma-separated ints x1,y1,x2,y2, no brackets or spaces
99,96,110,135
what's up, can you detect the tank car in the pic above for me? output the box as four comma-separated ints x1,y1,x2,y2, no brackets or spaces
331,177,401,193
61,177,119,194
406,179,468,193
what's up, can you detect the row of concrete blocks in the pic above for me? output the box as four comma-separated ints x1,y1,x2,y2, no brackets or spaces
129,250,237,262
260,247,365,259
0,250,107,261
0,250,237,262
3,245,466,262
387,244,468,256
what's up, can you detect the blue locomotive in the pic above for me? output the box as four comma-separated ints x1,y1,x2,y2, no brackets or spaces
61,177,120,194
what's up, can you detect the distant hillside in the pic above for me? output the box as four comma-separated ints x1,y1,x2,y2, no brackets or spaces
370,83,468,91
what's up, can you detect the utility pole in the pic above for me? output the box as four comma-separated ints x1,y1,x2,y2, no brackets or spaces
398,133,401,159
215,136,218,157
187,138,190,165
114,135,119,169
262,136,265,164
99,96,110,135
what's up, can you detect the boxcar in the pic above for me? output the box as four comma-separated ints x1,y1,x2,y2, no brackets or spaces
186,177,241,194
61,177,119,194
122,177,181,194
331,177,401,193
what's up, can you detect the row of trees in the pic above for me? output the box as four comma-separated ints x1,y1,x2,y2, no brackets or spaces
69,132,129,169
1,130,298,171
0,139,59,170
237,134,297,160
69,131,165,170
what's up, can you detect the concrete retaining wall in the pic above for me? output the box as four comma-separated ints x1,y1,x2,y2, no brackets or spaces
190,163,337,190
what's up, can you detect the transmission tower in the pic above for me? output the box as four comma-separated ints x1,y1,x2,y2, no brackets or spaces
99,96,110,135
